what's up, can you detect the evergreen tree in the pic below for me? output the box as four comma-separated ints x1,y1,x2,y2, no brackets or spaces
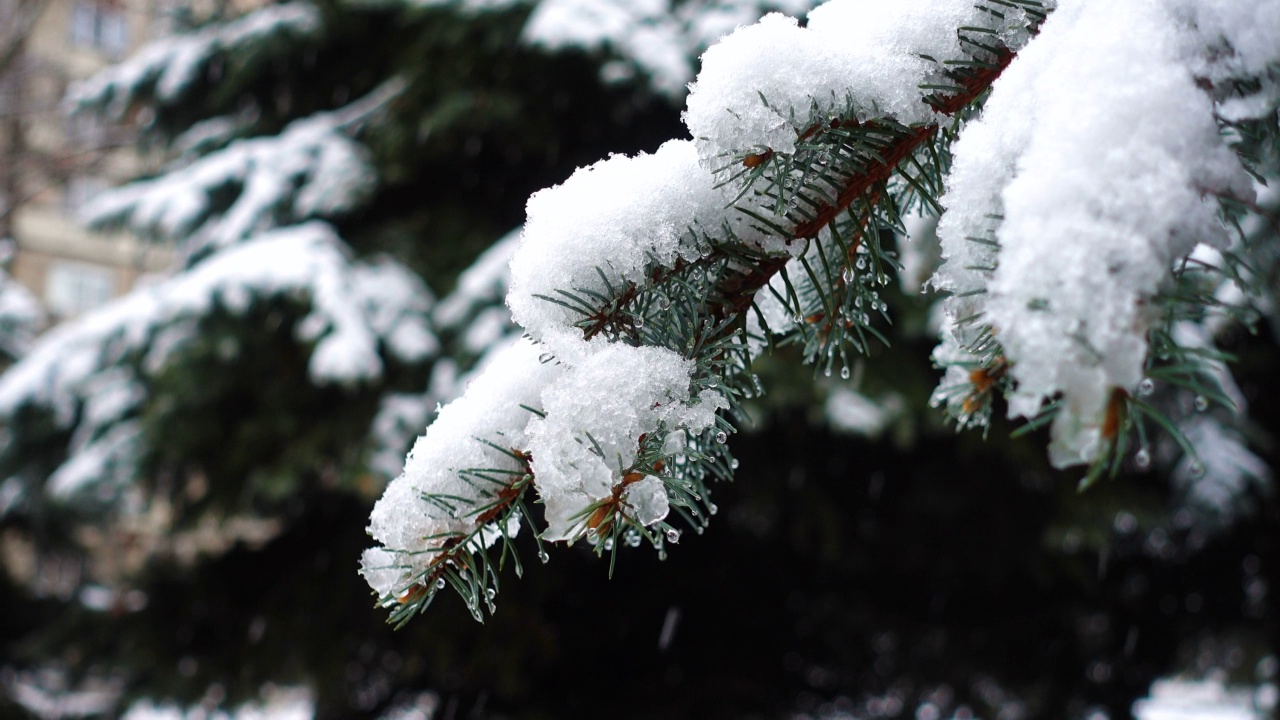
3,0,1280,718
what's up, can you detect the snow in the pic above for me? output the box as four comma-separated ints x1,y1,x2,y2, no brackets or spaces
524,0,817,99
684,0,1044,164
122,687,314,720
363,338,562,599
509,138,779,355
0,264,44,361
1134,678,1271,720
0,223,436,498
527,342,724,540
931,0,1259,466
79,85,398,262
67,2,322,114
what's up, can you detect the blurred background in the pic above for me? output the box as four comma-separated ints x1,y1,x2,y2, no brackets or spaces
1,0,1278,718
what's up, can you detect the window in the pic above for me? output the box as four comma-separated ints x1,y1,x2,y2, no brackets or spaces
69,0,130,58
45,261,115,318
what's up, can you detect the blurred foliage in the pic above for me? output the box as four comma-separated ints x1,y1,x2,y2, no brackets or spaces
1,2,1278,718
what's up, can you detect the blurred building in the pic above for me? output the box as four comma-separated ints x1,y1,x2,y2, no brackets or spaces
0,0,172,324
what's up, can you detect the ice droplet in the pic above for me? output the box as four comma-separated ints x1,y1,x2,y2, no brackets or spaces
842,267,856,284
666,528,681,543
840,366,851,380
730,458,740,470
486,588,496,600
709,503,718,515
658,295,671,310
1138,378,1154,396
824,366,832,377
1189,460,1206,478
435,578,446,590
603,537,615,551
856,257,867,270
1134,448,1151,469
715,430,728,444
1194,395,1209,412
538,550,550,564
586,527,599,544
625,530,641,548
634,315,645,328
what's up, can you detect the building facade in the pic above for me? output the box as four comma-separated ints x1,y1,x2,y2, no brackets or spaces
1,0,172,324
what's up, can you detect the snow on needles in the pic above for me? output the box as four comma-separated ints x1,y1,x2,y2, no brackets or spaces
67,2,322,114
0,223,436,497
362,339,561,599
684,0,1043,163
79,88,391,263
932,0,1257,466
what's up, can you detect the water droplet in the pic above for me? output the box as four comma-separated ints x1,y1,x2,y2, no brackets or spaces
658,550,668,561
659,295,671,310
840,366,851,380
824,366,832,377
854,296,863,308
538,550,550,564
486,588,496,600
1194,395,1209,412
842,267,855,283
818,151,830,165
856,257,867,270
586,527,599,544
1189,460,1206,478
634,316,644,328
1138,378,1154,396
860,312,870,324
625,530,641,548
709,503,718,515
666,528,681,543
603,537,614,551
1134,448,1151,469
715,430,728,444
435,578,446,590
707,376,718,388
730,458,740,470
793,313,804,324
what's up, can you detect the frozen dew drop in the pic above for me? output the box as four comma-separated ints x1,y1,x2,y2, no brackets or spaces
1189,460,1206,478
658,295,671,310
435,578,446,590
486,588,496,600
695,526,704,535
666,528,681,544
1138,378,1155,396
842,266,856,284
709,503,718,515
715,430,728,444
855,296,863,308
1194,395,1209,412
634,315,644,328
585,527,599,544
625,530,641,548
538,550,550,564
856,257,868,270
730,458,739,470
1134,448,1151,469
860,312,870,324
603,537,615,551
840,366,851,380
824,366,833,377
707,376,718,388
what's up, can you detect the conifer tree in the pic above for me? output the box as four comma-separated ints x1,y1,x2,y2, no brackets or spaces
363,0,1280,633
